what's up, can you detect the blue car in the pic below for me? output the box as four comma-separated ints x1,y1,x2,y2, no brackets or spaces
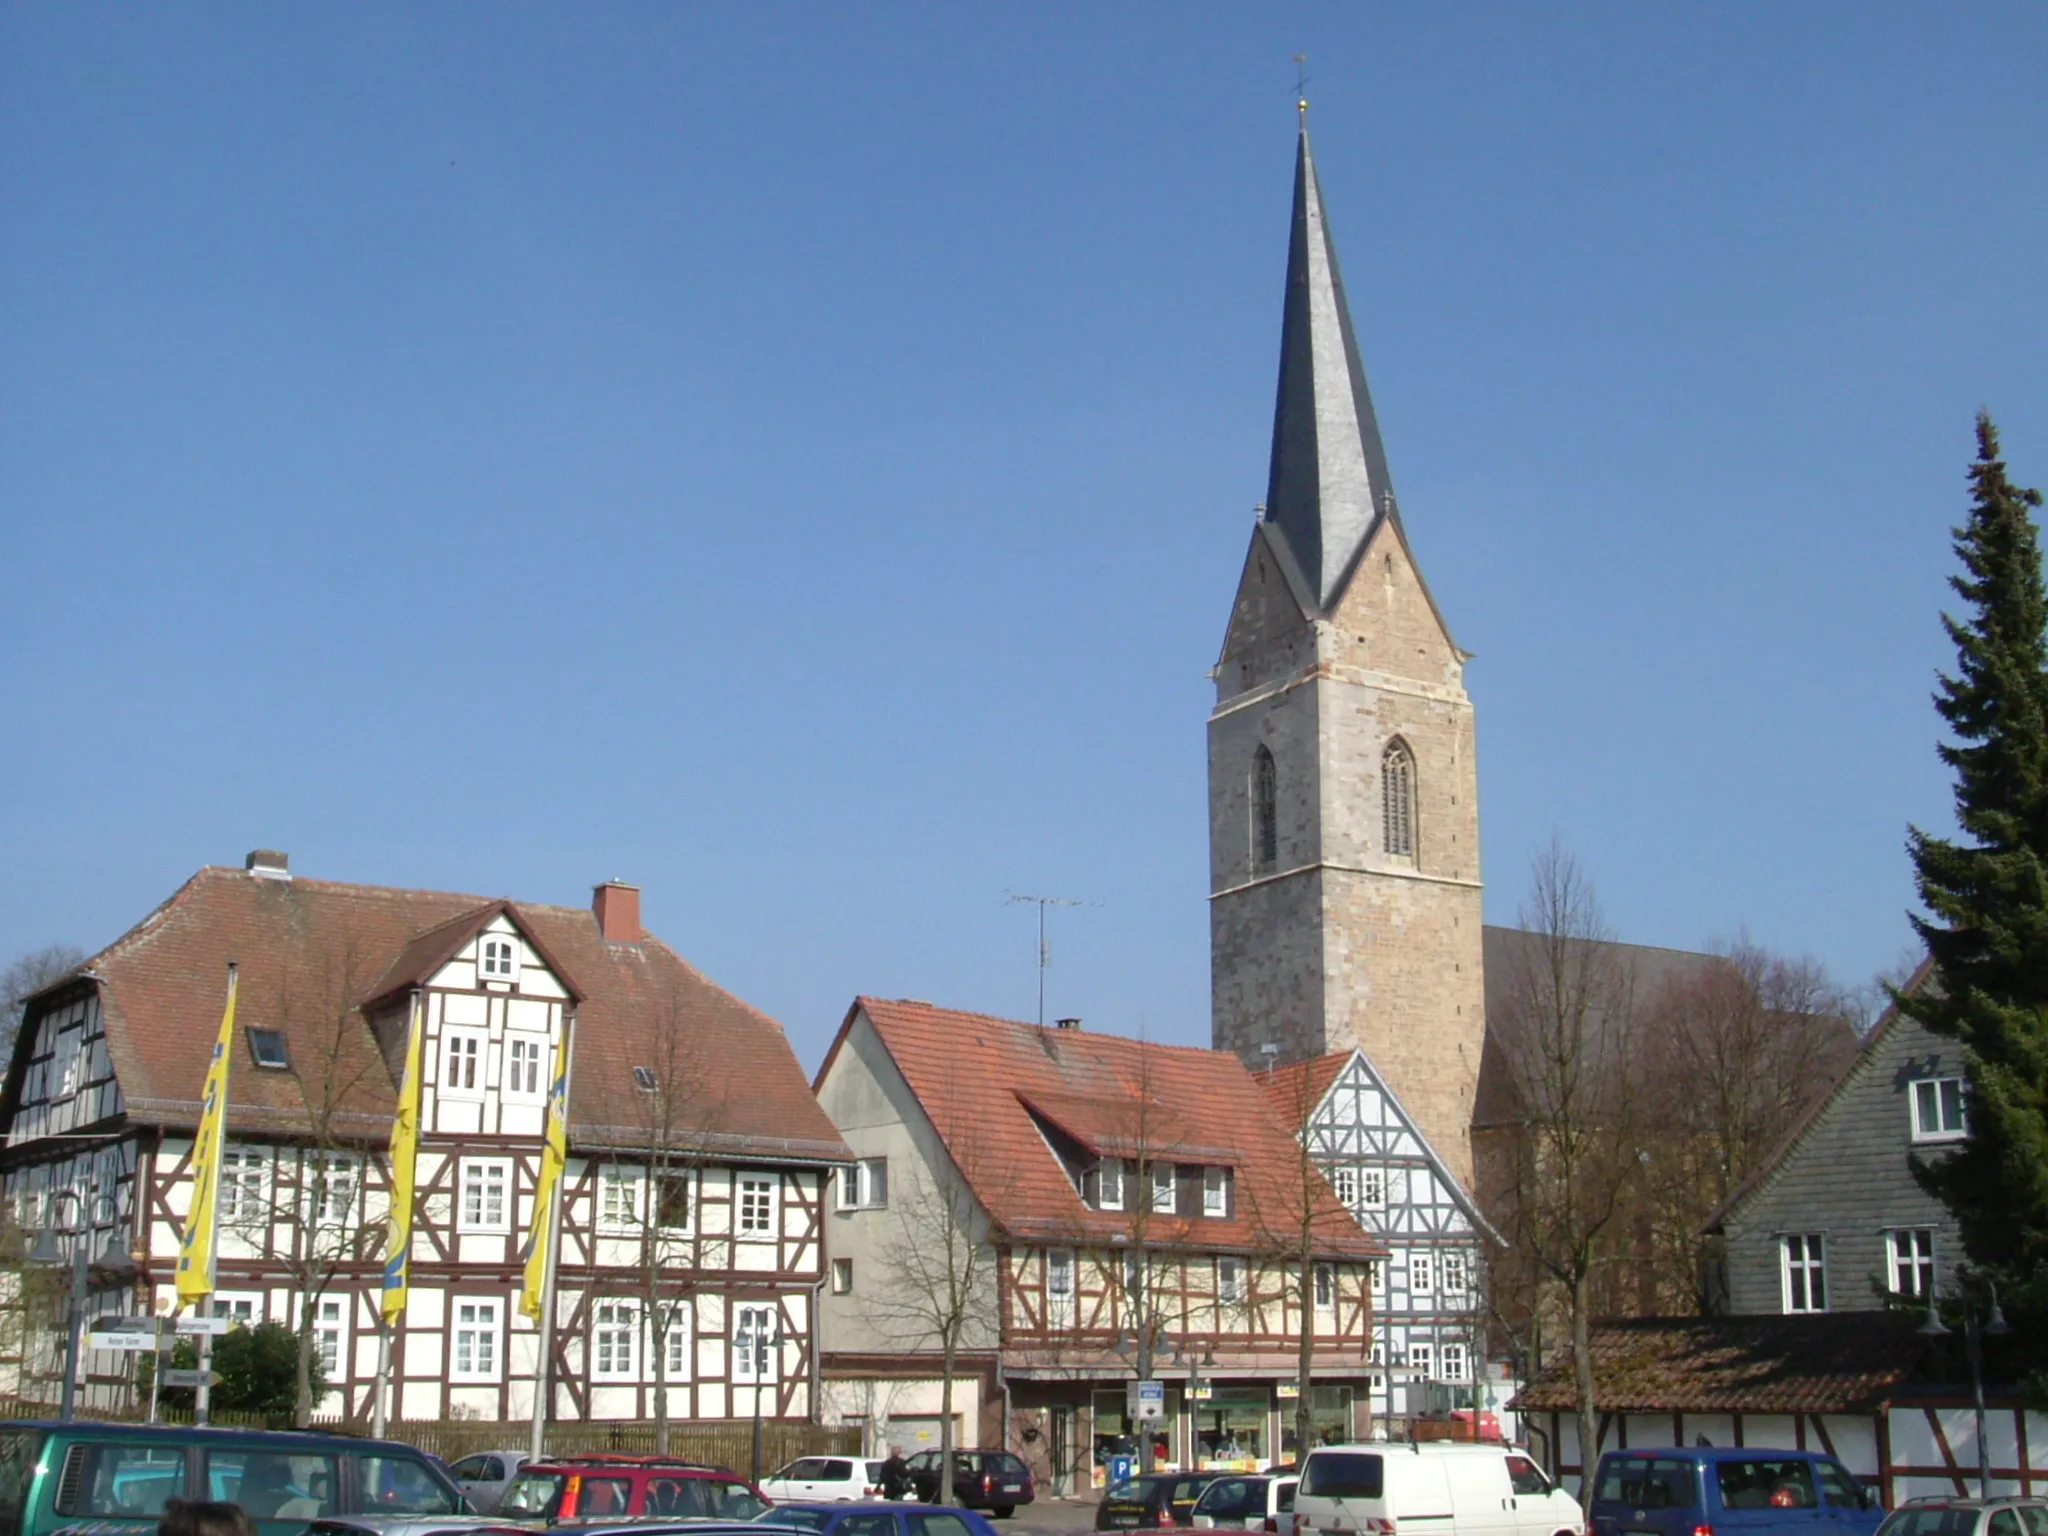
759,1504,1001,1536
1590,1448,1884,1536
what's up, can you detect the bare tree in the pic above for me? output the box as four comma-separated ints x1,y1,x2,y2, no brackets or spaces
2,946,85,1052
1483,842,1644,1444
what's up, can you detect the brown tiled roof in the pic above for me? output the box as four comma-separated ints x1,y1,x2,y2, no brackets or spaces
1257,1053,1349,1127
820,999,1382,1261
33,865,848,1162
1511,1315,1930,1415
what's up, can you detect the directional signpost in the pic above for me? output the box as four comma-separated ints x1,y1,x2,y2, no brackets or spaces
159,1369,219,1389
1130,1379,1165,1421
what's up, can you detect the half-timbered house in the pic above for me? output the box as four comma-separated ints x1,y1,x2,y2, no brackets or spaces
0,852,849,1425
1261,1050,1501,1426
812,998,1382,1495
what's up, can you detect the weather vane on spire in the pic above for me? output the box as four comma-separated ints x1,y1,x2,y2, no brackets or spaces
1294,52,1310,119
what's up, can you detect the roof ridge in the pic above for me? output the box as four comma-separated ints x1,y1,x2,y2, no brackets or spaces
860,996,1248,1062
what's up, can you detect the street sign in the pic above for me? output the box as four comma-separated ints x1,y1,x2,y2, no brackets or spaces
159,1369,218,1389
1107,1455,1135,1487
1276,1380,1300,1400
85,1332,156,1353
1129,1379,1166,1422
1186,1383,1212,1401
173,1316,231,1336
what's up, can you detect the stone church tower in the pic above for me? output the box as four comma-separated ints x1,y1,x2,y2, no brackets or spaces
1210,122,1485,1186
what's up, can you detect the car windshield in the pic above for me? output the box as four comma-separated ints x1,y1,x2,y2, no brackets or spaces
1881,1512,1986,1536
501,1471,566,1515
1107,1477,1167,1502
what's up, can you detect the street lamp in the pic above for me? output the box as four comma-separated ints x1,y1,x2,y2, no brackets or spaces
1920,1280,2012,1498
745,1311,784,1487
28,1195,140,1421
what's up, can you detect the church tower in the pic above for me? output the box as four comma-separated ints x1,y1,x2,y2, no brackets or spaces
1210,121,1484,1186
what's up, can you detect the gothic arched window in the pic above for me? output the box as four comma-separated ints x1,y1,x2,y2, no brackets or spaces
1252,746,1279,875
1382,738,1416,861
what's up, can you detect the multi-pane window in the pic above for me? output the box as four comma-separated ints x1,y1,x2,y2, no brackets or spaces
208,1294,259,1324
1048,1249,1076,1325
1369,1259,1386,1299
1151,1165,1177,1215
1911,1077,1968,1142
1252,747,1279,875
312,1297,345,1376
1409,1251,1435,1296
839,1158,888,1210
452,1299,500,1380
1123,1252,1146,1310
1441,1251,1469,1298
1382,739,1416,860
1782,1234,1827,1313
1888,1229,1935,1298
1203,1167,1229,1217
1440,1341,1469,1382
599,1165,644,1230
1331,1166,1359,1210
593,1300,638,1380
461,1159,509,1232
441,1031,484,1094
733,1303,778,1384
219,1148,268,1223
655,1173,692,1232
505,1038,543,1097
1358,1167,1388,1210
1314,1263,1335,1311
738,1176,777,1236
1407,1339,1434,1380
1217,1256,1244,1306
305,1153,356,1225
656,1302,691,1378
1098,1159,1125,1211
479,937,517,980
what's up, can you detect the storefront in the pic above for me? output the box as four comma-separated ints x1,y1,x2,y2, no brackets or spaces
1191,1385,1268,1469
1093,1385,1178,1476
1277,1384,1357,1460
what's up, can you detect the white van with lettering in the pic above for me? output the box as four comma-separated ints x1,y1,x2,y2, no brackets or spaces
1292,1443,1582,1536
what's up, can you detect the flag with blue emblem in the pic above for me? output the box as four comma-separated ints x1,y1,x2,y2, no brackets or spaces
175,964,239,1304
519,1046,569,1321
381,990,425,1325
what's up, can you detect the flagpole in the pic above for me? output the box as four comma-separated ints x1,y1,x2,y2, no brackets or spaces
377,989,426,1440
530,1008,578,1461
178,963,238,1429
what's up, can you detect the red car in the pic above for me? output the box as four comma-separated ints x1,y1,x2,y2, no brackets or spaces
497,1456,771,1522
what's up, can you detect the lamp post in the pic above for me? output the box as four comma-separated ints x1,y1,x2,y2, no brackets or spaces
1920,1280,2012,1498
747,1310,784,1487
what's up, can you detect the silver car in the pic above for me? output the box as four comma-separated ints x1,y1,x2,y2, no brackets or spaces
447,1453,534,1515
1876,1501,2048,1536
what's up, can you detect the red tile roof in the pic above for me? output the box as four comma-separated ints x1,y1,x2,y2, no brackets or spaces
1511,1315,1930,1415
1257,1052,1350,1128
33,865,848,1163
820,998,1382,1260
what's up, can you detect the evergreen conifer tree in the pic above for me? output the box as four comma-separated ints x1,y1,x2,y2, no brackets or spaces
1901,413,2048,1343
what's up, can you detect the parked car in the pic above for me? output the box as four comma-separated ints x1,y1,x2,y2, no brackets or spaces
755,1504,1003,1536
1293,1443,1582,1536
1097,1472,1230,1530
1589,1448,1883,1536
307,1521,529,1536
760,1458,888,1503
497,1457,769,1523
1876,1500,2048,1536
903,1452,1034,1517
1191,1475,1297,1531
0,1420,465,1536
449,1455,536,1514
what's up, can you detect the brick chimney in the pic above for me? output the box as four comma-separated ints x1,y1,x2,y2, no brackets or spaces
592,881,642,943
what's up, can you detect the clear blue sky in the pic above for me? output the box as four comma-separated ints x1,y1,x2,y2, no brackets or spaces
6,5,2046,1068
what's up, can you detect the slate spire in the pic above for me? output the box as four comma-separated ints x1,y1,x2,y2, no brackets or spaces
1263,120,1399,612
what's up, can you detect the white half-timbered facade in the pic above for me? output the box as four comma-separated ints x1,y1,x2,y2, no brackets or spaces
1265,1050,1501,1424
0,855,849,1425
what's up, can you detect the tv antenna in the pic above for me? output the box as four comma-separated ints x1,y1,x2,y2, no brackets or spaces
1005,892,1101,1026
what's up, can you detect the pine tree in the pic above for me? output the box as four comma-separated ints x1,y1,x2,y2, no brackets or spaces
1901,412,2048,1339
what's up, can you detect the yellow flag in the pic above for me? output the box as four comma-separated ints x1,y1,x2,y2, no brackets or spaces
381,992,425,1326
176,965,239,1305
519,1046,569,1321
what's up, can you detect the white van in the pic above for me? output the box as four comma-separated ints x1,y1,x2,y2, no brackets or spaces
1293,1443,1582,1536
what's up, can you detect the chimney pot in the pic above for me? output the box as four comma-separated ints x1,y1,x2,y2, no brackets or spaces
244,850,291,881
1056,1017,1083,1031
592,881,643,943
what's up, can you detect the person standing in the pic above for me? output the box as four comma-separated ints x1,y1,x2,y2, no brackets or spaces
880,1447,912,1501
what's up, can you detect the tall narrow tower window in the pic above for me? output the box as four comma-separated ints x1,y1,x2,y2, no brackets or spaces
1382,739,1416,861
1252,747,1279,875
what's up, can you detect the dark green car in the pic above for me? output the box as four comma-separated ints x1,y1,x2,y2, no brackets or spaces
0,1421,467,1536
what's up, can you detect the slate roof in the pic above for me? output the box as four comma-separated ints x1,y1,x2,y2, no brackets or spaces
1511,1314,1930,1414
819,998,1383,1260
11,865,848,1163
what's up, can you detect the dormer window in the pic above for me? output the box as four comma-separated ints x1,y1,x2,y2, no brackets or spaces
1150,1164,1177,1215
480,937,518,982
1097,1159,1124,1211
1203,1167,1230,1217
247,1029,291,1071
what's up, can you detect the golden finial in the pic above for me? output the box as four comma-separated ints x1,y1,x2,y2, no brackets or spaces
1294,52,1310,119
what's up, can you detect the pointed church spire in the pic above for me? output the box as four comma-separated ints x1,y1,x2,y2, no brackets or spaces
1263,121,1399,612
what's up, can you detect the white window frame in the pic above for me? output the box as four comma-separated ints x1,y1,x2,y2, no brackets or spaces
1048,1249,1076,1327
831,1257,853,1294
308,1295,347,1378
1887,1228,1935,1298
55,1031,83,1098
441,1028,487,1097
598,1164,645,1233
1358,1167,1388,1211
737,1174,779,1238
654,1299,692,1380
839,1157,888,1211
504,1035,545,1099
207,1291,262,1325
732,1302,779,1384
218,1146,269,1226
1151,1164,1178,1215
1331,1166,1360,1210
592,1298,640,1381
1440,1340,1469,1383
303,1151,358,1227
1203,1167,1229,1217
478,936,520,983
460,1157,511,1234
451,1297,502,1382
1407,1338,1434,1381
1369,1258,1386,1301
1098,1158,1125,1211
1441,1250,1469,1299
1217,1256,1244,1307
1910,1077,1968,1143
652,1168,695,1235
1782,1233,1828,1313
1409,1251,1435,1297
